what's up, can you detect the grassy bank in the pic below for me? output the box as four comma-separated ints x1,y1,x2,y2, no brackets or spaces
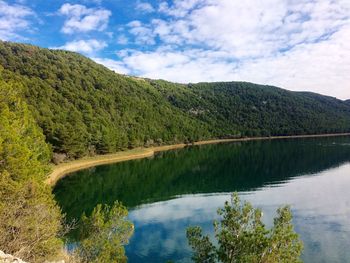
47,133,350,186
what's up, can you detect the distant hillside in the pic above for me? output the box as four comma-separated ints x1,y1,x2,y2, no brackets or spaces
1,41,350,158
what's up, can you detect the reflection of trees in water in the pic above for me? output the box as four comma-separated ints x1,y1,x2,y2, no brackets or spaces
54,137,350,220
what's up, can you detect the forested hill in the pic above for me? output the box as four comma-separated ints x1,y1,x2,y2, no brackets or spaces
1,40,350,158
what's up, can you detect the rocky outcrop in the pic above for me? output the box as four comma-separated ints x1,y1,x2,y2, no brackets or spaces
0,251,65,263
0,251,27,263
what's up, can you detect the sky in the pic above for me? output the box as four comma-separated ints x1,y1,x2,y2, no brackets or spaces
1,0,350,99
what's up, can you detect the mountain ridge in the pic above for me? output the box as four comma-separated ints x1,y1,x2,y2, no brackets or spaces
1,40,350,158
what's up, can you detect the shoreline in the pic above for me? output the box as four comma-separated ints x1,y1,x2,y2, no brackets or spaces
46,132,350,186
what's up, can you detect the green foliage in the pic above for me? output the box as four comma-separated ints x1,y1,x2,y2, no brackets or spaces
0,174,63,262
76,201,134,263
267,207,303,262
0,79,62,262
0,78,51,181
0,41,349,159
187,227,216,263
187,193,303,263
152,80,350,137
0,41,210,158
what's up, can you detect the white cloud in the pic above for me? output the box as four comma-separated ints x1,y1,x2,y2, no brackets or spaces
113,26,350,99
112,0,350,99
92,57,130,74
231,23,350,99
152,0,350,59
158,0,204,18
135,2,155,13
117,48,232,80
127,20,155,45
59,3,111,34
52,39,107,54
0,0,35,40
117,35,128,45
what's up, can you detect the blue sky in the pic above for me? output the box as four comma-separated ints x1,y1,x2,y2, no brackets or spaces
1,0,350,99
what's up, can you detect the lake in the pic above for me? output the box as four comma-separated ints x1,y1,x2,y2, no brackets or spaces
54,136,350,263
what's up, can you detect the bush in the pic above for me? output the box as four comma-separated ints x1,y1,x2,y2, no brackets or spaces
187,193,303,263
76,201,134,263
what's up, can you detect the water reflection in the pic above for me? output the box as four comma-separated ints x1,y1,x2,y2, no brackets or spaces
127,164,350,262
53,136,350,262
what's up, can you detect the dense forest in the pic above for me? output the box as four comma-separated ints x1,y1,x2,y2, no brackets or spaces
0,41,350,159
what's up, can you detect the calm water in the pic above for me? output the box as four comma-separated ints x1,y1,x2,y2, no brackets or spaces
54,137,350,263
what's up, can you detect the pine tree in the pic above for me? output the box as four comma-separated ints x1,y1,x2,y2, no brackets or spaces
0,79,63,262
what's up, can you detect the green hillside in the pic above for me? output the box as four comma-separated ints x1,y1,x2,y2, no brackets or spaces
1,41,350,159
150,81,350,137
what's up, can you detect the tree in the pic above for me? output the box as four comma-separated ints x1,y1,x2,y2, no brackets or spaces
0,80,63,262
187,193,303,263
76,201,134,263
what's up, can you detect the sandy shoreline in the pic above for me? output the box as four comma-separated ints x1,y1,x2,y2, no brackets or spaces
46,133,350,186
